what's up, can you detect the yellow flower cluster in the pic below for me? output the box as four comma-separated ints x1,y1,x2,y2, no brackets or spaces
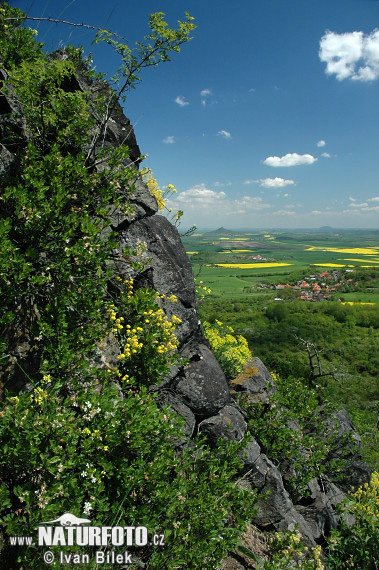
142,170,165,210
31,387,47,406
196,280,212,300
204,320,252,378
117,324,144,360
142,168,177,212
350,471,379,521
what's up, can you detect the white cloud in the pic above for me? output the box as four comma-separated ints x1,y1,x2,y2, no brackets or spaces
311,210,323,215
368,196,379,202
259,177,295,188
321,152,331,158
163,136,175,144
218,130,232,139
175,185,226,206
362,205,379,212
349,202,368,208
167,184,270,218
243,179,258,185
319,29,379,81
201,89,212,97
232,196,271,214
263,153,317,167
214,181,232,187
175,95,189,106
349,197,356,202
273,209,296,216
317,140,326,147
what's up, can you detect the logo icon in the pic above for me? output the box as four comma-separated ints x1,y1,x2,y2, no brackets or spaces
40,513,91,526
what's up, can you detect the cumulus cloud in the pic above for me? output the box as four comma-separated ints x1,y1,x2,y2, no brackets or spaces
317,140,326,147
167,184,270,217
232,196,271,214
218,129,232,139
175,95,189,106
243,179,258,185
163,136,175,144
174,185,226,206
362,205,379,212
321,152,331,158
273,209,296,216
319,29,379,81
201,89,212,97
259,177,295,188
368,196,379,202
263,153,317,167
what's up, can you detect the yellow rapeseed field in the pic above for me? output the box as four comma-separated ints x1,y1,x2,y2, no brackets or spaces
186,251,199,254
339,258,379,264
213,263,292,269
342,302,376,305
312,263,346,267
306,247,379,255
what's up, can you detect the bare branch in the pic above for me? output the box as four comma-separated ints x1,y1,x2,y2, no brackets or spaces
4,16,128,42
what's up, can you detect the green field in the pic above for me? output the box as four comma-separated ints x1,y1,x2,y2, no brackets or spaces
182,227,379,299
182,228,379,469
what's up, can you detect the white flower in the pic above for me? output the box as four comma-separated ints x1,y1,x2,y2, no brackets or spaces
83,502,92,515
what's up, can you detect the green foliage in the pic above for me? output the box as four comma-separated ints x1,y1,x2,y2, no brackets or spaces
325,472,379,569
0,6,259,568
0,379,257,568
199,296,379,470
0,2,43,68
239,372,349,500
94,11,195,101
261,530,324,569
107,281,182,387
203,319,252,379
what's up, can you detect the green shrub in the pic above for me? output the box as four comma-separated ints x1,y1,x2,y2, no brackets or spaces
239,373,348,500
0,377,257,568
203,319,252,379
325,472,379,569
0,6,258,568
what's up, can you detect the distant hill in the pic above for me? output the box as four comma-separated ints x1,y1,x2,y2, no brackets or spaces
203,227,235,236
318,226,335,232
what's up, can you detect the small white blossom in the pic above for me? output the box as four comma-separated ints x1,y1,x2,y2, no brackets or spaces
83,502,92,515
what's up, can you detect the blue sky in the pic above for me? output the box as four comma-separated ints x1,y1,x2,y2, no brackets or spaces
15,0,379,229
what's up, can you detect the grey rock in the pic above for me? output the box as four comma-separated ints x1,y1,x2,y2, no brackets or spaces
155,390,196,439
0,143,13,175
198,405,247,445
230,358,276,403
173,344,231,417
238,438,262,470
318,407,371,491
295,477,349,540
253,455,293,525
276,509,317,547
119,215,198,346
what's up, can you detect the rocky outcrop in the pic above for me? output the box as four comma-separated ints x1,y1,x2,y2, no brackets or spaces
230,357,276,403
0,53,371,554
